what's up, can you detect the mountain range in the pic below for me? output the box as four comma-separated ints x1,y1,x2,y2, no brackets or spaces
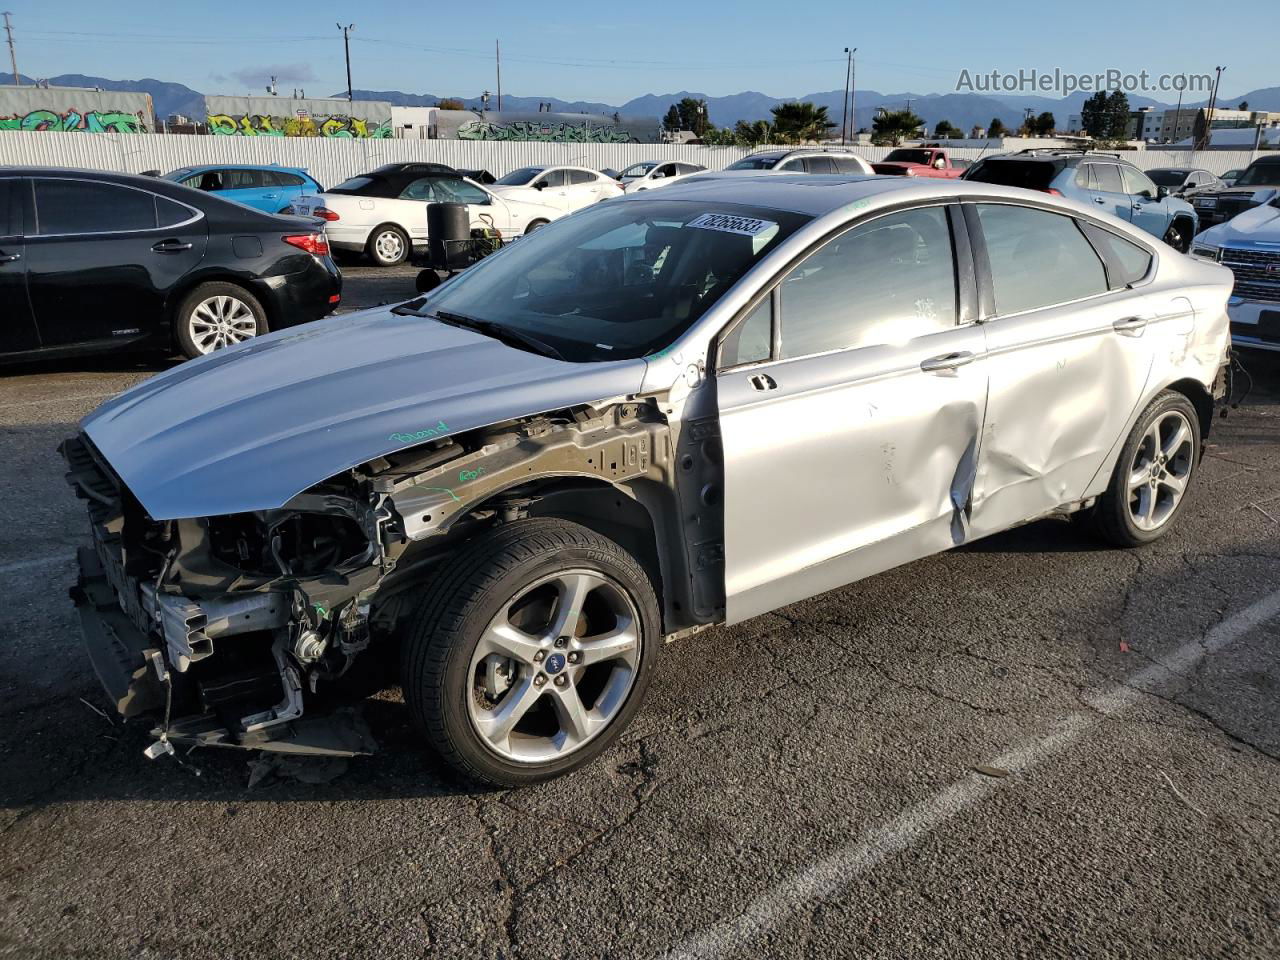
6,72,1278,134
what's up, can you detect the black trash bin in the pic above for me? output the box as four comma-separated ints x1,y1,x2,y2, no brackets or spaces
426,202,470,271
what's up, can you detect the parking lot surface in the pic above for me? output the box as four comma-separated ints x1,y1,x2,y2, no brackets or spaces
2,270,1279,957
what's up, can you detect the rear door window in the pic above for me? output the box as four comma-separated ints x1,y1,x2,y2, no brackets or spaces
568,170,596,185
975,204,1108,315
156,196,196,228
34,179,158,235
221,169,267,189
803,156,837,174
1091,164,1125,193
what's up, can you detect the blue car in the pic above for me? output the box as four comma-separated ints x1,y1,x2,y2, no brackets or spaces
963,149,1199,252
163,164,323,214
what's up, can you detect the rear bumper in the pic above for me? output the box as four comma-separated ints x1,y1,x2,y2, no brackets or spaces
262,256,342,329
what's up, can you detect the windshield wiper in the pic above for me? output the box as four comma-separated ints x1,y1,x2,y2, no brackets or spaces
432,310,565,361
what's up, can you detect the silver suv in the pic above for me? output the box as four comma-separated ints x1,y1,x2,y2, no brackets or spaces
723,148,874,175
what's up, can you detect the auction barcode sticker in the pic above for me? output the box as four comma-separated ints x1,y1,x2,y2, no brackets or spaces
686,213,777,237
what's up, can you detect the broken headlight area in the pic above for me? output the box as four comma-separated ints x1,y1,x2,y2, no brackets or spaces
62,433,390,758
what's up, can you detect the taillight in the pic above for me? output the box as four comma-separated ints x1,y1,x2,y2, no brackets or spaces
284,234,330,256
314,206,340,221
1041,188,1063,196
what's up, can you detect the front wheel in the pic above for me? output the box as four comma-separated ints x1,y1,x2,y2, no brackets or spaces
367,224,409,266
1088,390,1200,547
401,518,661,787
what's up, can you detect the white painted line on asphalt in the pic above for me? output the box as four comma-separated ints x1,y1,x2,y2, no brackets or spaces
3,391,118,409
0,554,73,577
671,588,1280,960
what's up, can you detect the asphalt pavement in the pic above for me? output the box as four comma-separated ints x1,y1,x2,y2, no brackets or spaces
1,267,1279,959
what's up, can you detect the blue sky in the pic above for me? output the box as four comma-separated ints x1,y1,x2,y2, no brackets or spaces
7,0,1273,103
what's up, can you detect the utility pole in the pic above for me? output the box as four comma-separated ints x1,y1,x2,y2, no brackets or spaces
2,12,18,85
1171,83,1183,143
1207,65,1225,136
337,23,355,102
849,51,857,140
496,39,502,111
841,48,852,145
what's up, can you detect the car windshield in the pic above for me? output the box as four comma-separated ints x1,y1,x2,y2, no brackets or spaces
963,158,1065,190
1146,170,1188,187
407,199,811,362
725,155,781,170
884,149,933,164
1234,162,1280,187
495,167,544,186
619,162,657,179
329,176,376,194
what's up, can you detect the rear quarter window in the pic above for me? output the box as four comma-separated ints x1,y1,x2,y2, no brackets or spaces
965,159,1066,191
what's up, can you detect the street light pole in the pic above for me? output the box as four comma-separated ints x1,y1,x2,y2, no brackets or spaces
337,23,355,102
849,50,857,141
841,48,852,145
2,12,18,85
496,39,502,111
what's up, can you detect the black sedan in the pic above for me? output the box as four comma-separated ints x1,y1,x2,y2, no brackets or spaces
0,167,342,362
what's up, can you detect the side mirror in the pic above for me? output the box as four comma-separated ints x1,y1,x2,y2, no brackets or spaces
533,180,547,190
933,158,945,169
1156,186,1171,200
651,171,666,179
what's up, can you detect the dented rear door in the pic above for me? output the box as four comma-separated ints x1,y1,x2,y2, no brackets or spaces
717,203,989,623
964,201,1156,537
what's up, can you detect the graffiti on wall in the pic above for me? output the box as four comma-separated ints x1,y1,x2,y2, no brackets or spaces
208,113,392,138
457,119,636,143
0,109,148,133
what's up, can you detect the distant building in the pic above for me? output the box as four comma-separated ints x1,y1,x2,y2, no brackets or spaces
204,95,393,138
391,107,661,143
0,84,153,133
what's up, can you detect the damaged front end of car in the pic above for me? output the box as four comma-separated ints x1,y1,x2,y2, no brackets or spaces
60,395,704,760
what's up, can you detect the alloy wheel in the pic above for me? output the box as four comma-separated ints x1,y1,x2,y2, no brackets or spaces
374,230,404,263
1127,410,1194,531
466,569,641,763
189,295,259,354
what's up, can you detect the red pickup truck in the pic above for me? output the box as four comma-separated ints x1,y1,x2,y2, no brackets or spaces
872,148,968,178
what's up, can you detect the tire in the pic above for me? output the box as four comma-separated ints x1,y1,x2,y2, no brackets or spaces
174,281,268,359
366,224,410,266
524,219,549,236
1163,218,1193,254
1089,390,1200,547
401,518,661,787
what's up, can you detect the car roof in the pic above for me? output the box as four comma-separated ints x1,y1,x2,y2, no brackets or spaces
652,173,1063,218
174,164,310,173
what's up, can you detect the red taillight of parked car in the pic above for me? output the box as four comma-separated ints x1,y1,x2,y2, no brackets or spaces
283,233,330,257
1041,188,1063,196
313,206,340,221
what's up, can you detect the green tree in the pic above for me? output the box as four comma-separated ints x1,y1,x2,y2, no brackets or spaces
662,104,682,133
436,98,464,110
676,98,710,137
732,119,775,146
871,109,924,146
933,119,961,138
1238,101,1249,111
700,126,736,145
1105,90,1130,139
1080,91,1109,137
987,116,1008,138
1034,111,1056,136
768,101,835,143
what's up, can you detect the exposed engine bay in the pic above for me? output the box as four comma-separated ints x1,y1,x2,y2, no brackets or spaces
62,397,724,757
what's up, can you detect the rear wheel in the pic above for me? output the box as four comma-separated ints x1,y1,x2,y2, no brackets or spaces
1088,390,1200,547
401,518,660,787
175,282,267,358
367,224,409,266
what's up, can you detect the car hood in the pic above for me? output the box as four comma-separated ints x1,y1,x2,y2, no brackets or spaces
1199,200,1280,246
81,309,648,521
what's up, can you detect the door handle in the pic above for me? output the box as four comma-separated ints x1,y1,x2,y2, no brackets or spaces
151,240,193,253
920,350,975,372
263,193,280,199
748,373,778,391
1113,316,1148,336
0,253,19,263
1093,197,1106,204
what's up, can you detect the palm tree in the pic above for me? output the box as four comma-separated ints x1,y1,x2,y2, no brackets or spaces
733,119,774,147
871,109,925,146
769,102,835,144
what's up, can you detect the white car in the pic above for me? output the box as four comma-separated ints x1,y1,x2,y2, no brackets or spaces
488,165,622,214
618,160,708,192
721,149,875,176
290,165,563,266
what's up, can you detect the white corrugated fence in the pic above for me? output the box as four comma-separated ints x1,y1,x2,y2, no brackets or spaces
0,130,1265,190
